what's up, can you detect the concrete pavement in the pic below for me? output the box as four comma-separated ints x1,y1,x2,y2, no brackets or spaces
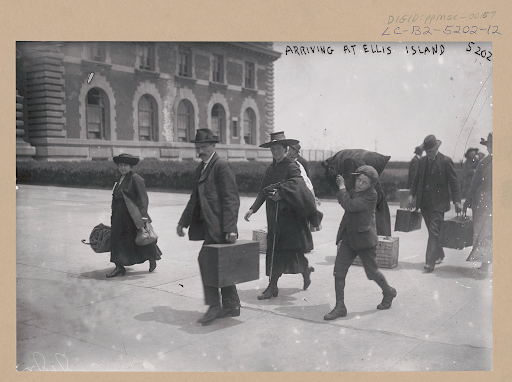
16,184,492,372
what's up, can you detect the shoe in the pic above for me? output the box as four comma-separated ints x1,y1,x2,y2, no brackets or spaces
106,266,126,278
149,258,157,272
324,304,347,320
197,305,224,325
222,305,241,317
257,284,279,300
303,266,315,290
377,287,397,310
423,264,435,273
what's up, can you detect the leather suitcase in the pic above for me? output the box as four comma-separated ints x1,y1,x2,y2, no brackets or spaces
199,240,260,287
439,216,474,249
394,209,422,232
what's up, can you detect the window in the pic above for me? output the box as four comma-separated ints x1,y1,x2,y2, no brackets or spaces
89,43,106,62
86,88,110,140
245,62,255,89
232,120,238,138
211,104,225,143
244,108,256,145
178,46,192,77
177,100,194,142
139,44,155,71
138,95,158,141
212,54,224,83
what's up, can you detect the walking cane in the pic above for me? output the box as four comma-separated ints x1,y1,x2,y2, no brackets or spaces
269,199,279,283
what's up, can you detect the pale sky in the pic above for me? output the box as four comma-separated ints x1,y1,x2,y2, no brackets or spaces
273,42,493,162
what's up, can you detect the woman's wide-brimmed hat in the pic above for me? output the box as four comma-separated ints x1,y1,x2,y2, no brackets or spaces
113,153,140,166
480,132,492,146
190,128,219,143
259,131,299,148
464,147,479,159
423,134,442,151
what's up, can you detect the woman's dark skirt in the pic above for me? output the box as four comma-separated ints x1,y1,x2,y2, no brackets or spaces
110,198,161,266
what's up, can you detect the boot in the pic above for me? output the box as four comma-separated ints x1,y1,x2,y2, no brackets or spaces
197,304,224,325
106,265,126,278
374,272,397,310
302,266,315,290
324,277,347,320
149,257,157,272
222,298,241,317
258,279,279,300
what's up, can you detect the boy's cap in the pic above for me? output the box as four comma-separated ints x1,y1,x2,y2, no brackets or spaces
351,165,379,184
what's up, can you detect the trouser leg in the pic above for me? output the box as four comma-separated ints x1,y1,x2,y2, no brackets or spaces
422,208,445,266
221,285,240,308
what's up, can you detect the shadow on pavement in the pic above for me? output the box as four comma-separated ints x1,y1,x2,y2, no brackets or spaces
238,287,303,306
315,255,336,266
133,305,243,333
78,268,156,281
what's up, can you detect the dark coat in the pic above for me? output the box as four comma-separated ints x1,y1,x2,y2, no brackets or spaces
250,157,315,254
410,152,461,212
407,155,420,189
336,187,378,250
110,171,161,266
179,153,240,243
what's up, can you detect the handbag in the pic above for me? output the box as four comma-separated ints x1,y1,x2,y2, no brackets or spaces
82,223,111,253
135,221,158,246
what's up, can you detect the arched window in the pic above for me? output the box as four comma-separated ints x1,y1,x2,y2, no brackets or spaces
244,107,256,145
138,95,158,141
177,99,194,142
211,104,225,143
86,88,110,140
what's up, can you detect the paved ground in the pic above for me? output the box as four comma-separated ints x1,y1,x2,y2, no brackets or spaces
15,184,492,372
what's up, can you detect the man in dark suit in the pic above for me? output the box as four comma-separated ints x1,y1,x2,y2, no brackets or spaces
408,135,462,273
177,128,241,325
407,145,423,189
324,165,396,321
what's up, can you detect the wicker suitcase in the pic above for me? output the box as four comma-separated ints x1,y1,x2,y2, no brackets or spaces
199,240,260,287
252,229,267,253
439,216,474,249
352,236,399,269
394,209,422,232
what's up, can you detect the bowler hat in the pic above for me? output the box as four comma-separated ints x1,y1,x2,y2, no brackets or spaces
190,128,219,143
414,146,423,155
259,131,299,148
423,134,442,151
113,153,140,166
480,132,492,146
464,147,479,159
351,165,379,185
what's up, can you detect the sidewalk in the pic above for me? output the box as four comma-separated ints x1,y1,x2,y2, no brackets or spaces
16,185,492,372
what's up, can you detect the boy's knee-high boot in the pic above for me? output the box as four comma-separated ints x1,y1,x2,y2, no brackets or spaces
374,271,397,310
324,277,347,320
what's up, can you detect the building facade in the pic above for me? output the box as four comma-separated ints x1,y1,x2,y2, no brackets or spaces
16,42,281,161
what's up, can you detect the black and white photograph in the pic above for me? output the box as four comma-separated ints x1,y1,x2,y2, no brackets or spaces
14,40,494,372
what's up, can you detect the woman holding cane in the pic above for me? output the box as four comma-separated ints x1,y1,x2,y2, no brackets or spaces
244,132,319,299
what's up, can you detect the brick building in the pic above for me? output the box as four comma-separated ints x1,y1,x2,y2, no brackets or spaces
16,42,281,161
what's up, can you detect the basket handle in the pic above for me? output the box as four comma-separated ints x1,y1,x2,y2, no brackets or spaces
81,239,91,245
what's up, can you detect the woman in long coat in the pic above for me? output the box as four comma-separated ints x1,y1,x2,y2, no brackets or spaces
107,153,162,277
244,132,319,300
463,133,492,273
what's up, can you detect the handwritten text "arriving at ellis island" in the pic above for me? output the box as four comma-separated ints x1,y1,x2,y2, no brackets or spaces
286,44,445,56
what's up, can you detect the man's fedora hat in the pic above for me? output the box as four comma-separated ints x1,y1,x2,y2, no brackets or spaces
113,153,140,166
480,132,492,146
464,147,479,159
259,131,299,148
190,128,219,143
423,134,442,151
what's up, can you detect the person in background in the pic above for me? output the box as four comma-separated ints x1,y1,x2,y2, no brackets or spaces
288,143,311,179
244,132,318,300
408,135,462,273
324,165,396,321
407,145,423,189
461,147,481,199
107,153,162,277
177,129,241,326
463,133,493,274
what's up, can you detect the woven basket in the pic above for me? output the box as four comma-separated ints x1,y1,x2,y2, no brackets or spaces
352,236,399,269
252,229,267,253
